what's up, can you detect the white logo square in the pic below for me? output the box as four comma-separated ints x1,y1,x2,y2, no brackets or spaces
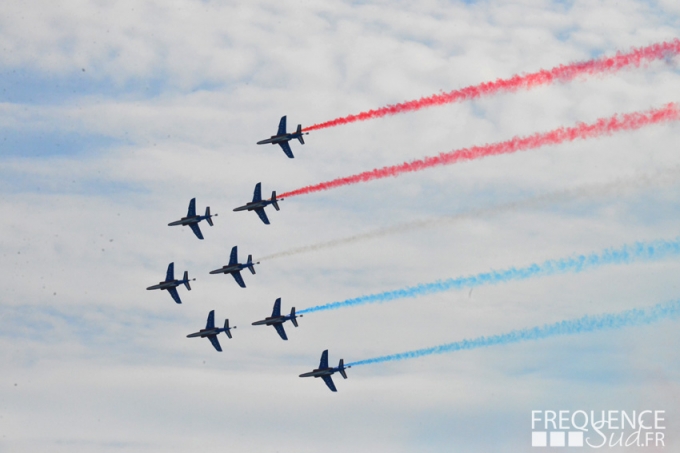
550,431,566,447
532,431,547,447
568,431,583,447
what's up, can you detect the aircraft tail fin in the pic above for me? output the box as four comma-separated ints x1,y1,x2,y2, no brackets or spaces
296,125,304,144
271,191,280,211
183,271,192,290
290,307,299,327
247,255,256,274
205,207,214,226
339,359,348,379
224,319,233,339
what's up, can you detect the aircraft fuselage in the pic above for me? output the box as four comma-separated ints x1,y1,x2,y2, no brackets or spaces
299,367,336,378
187,328,222,338
257,133,298,145
146,280,181,290
209,264,245,275
233,200,270,212
251,316,287,326
168,215,202,226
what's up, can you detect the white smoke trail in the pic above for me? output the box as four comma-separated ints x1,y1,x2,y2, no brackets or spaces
258,167,680,261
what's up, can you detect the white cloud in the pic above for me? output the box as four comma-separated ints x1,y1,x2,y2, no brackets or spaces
2,0,680,452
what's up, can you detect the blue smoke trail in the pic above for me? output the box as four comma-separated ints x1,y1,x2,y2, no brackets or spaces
347,299,680,367
298,237,680,314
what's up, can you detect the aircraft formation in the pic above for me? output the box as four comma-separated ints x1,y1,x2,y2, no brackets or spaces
146,115,348,393
146,39,680,393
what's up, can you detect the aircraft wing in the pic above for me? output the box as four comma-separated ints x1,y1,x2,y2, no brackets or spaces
278,141,294,158
272,298,281,317
189,223,204,240
252,182,262,202
187,198,196,217
277,116,287,135
232,271,246,288
274,323,288,341
206,310,215,329
165,262,175,281
167,287,182,304
321,375,337,392
319,349,329,369
255,208,270,225
229,246,238,266
208,335,222,352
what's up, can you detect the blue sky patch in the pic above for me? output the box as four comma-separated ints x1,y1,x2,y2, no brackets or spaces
0,127,120,159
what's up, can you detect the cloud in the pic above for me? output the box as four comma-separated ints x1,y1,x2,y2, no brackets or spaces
2,1,680,452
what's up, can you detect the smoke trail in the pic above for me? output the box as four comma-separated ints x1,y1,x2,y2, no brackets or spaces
304,39,680,132
347,299,680,367
258,167,680,261
282,103,680,198
298,237,680,314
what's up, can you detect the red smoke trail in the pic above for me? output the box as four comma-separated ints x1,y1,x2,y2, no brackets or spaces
281,103,679,198
303,40,680,132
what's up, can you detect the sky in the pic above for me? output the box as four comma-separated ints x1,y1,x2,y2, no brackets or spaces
1,0,680,451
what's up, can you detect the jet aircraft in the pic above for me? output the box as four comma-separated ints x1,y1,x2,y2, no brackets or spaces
168,198,216,240
209,246,259,288
232,182,282,225
146,262,194,304
187,310,235,352
251,298,302,340
299,349,350,392
256,115,308,158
